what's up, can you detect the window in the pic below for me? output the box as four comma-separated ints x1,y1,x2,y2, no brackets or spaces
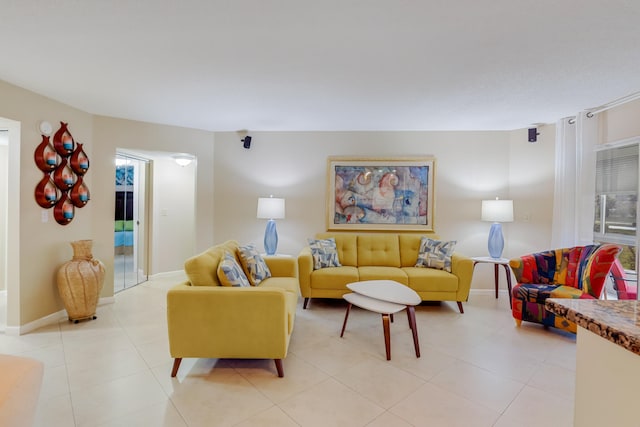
594,144,638,271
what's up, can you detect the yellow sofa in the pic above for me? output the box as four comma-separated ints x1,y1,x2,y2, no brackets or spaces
167,240,299,377
298,233,473,313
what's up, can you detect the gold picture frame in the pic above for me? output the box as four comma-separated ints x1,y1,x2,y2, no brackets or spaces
327,156,435,231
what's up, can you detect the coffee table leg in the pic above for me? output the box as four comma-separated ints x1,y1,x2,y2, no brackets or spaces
407,306,420,358
382,314,391,360
340,303,352,337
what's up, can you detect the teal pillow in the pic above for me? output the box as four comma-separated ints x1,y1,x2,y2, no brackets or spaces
237,244,271,286
415,237,456,272
308,237,342,270
217,252,251,287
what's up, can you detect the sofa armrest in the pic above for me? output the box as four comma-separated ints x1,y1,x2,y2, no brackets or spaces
167,283,291,359
451,252,473,300
264,256,297,278
297,247,313,298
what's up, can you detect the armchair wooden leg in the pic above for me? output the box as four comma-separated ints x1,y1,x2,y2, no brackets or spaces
515,319,522,327
171,358,182,377
274,359,284,377
457,301,464,314
303,298,310,309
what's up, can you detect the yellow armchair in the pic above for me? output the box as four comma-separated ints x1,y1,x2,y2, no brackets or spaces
167,242,299,377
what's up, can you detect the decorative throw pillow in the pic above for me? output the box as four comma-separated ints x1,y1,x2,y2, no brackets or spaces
217,252,251,287
237,244,272,286
415,237,456,272
308,237,342,270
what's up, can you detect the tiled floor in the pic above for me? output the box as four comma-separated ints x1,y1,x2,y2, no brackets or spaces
2,272,577,426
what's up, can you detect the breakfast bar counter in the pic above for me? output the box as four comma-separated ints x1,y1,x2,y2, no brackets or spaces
546,299,640,427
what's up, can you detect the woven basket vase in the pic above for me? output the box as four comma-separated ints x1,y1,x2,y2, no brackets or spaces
56,240,105,322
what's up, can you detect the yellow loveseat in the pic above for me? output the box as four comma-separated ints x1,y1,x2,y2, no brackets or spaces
167,240,299,377
298,233,473,313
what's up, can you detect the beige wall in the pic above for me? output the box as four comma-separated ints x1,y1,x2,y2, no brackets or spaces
4,74,637,329
212,129,557,291
0,140,6,291
92,117,214,288
0,81,215,329
602,98,640,143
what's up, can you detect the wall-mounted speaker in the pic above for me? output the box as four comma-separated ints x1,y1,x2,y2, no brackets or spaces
242,136,252,149
528,128,539,143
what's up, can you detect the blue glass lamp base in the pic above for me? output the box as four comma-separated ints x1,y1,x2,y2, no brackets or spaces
487,222,504,259
264,219,278,255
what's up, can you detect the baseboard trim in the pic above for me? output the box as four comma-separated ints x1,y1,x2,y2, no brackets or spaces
5,296,116,336
469,289,510,297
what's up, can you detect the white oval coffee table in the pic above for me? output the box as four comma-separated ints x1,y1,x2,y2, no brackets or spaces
340,280,421,360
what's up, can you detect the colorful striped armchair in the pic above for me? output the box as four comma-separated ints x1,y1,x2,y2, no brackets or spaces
509,244,621,333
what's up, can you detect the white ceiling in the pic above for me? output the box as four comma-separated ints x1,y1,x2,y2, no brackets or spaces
1,0,639,132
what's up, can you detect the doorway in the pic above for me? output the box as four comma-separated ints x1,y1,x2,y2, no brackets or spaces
114,152,149,292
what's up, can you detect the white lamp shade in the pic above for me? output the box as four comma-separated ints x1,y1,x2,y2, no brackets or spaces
257,197,285,219
481,199,514,222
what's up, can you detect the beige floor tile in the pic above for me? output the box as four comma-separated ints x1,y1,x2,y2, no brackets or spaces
279,377,384,427
335,355,425,408
34,392,75,427
366,411,414,427
135,336,173,368
429,359,525,413
389,341,458,381
457,336,542,383
527,362,576,399
66,345,150,392
237,353,330,404
292,335,376,376
39,363,71,401
494,385,574,427
390,382,500,427
168,368,274,426
12,274,582,427
70,370,169,427
234,405,300,427
93,400,187,427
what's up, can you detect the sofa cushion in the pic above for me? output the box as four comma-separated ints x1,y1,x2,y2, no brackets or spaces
403,267,459,292
399,233,439,267
317,233,358,266
358,266,408,284
185,240,240,286
259,276,300,295
415,237,456,272
310,266,359,290
217,252,251,287
357,234,401,267
237,244,272,286
308,238,342,269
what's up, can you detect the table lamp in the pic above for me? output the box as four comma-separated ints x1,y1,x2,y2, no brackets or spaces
257,196,285,255
481,198,514,259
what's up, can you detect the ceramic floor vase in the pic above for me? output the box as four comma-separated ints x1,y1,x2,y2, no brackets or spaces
57,240,105,322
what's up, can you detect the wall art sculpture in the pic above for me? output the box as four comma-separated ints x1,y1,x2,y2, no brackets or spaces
34,121,91,225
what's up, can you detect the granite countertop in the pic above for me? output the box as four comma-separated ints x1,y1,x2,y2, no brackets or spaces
545,299,640,355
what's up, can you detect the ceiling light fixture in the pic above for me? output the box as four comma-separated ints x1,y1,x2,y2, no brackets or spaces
173,154,194,167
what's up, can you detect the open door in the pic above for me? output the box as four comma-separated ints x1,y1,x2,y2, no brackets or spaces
114,153,149,292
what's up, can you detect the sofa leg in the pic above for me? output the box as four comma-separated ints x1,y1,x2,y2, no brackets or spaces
303,298,310,309
274,359,284,377
457,301,464,314
171,358,182,377
515,319,522,327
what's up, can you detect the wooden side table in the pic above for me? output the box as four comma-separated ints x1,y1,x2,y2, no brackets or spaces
472,257,513,308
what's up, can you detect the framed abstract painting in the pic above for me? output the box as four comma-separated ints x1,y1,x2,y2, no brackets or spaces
327,156,436,231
